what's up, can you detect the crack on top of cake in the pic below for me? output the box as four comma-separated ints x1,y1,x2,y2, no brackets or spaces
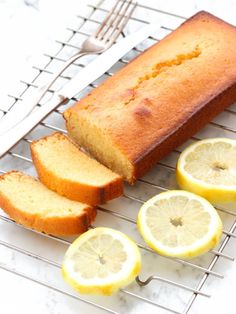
124,45,202,106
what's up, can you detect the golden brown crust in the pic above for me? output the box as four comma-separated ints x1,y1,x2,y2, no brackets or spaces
0,171,96,236
31,133,123,205
133,81,236,181
64,11,236,183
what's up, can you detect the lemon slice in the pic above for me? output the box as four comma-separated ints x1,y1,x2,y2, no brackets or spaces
137,190,222,259
62,227,141,295
177,138,236,203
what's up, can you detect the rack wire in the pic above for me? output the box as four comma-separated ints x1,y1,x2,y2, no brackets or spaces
1,0,236,313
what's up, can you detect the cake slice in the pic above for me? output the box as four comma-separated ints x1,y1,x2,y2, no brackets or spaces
64,11,236,183
31,132,123,205
0,171,96,235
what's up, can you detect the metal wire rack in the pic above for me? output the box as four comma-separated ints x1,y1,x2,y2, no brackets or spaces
1,0,236,313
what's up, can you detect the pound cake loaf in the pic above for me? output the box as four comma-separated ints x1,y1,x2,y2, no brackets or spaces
0,171,96,235
64,11,236,183
31,132,123,205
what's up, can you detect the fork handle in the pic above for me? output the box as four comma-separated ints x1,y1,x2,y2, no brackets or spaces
35,51,88,106
0,93,68,157
0,51,87,135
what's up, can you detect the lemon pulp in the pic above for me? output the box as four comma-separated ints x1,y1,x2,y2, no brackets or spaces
177,138,236,203
62,227,141,295
137,190,222,259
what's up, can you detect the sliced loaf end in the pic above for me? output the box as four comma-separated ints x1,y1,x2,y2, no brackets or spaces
63,111,136,183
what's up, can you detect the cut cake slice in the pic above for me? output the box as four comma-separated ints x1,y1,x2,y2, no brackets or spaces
0,171,96,235
31,132,123,205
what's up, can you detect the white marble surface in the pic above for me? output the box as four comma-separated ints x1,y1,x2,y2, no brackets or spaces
1,1,236,314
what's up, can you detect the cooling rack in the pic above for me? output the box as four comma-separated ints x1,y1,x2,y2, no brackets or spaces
1,0,236,313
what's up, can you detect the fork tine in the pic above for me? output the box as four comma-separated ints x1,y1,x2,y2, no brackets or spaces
101,0,135,43
94,0,122,38
97,0,132,40
106,1,137,44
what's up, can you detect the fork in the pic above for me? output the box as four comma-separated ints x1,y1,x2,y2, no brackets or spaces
0,0,136,135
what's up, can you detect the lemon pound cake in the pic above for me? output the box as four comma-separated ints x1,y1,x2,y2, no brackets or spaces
31,132,123,205
0,171,96,235
64,11,236,183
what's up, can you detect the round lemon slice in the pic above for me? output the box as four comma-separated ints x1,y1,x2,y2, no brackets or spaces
177,138,236,203
62,227,141,295
137,190,222,259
